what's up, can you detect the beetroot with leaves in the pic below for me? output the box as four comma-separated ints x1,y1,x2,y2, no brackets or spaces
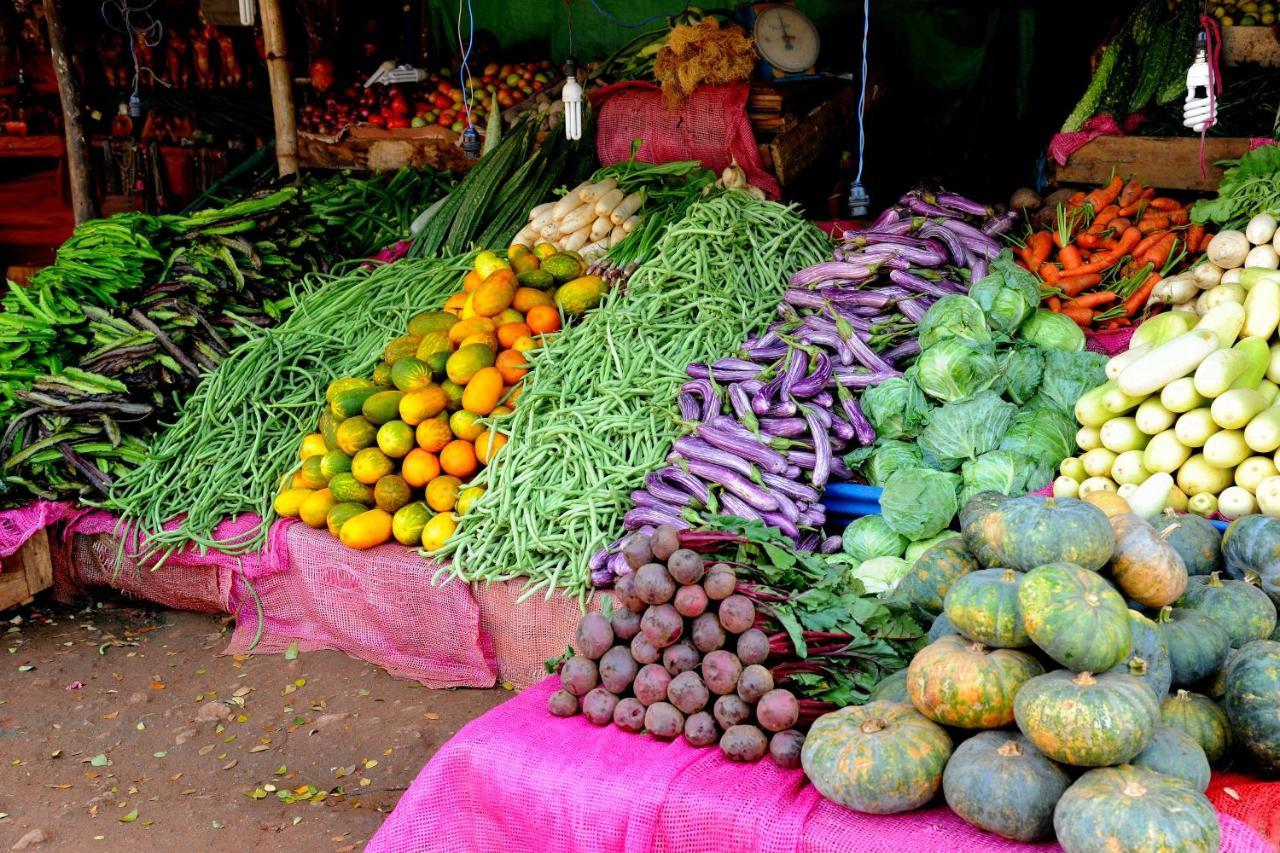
613,697,646,732
634,663,673,706
737,664,774,703
609,607,642,641
721,724,768,762
757,688,800,732
630,633,660,665
582,688,619,726
645,701,684,739
717,594,756,634
548,689,579,717
691,612,726,653
635,563,677,605
575,613,614,660
704,568,737,601
668,549,705,585
662,641,700,676
714,694,751,729
736,629,770,665
640,604,684,648
623,533,654,570
614,573,645,613
599,646,639,694
560,656,599,697
651,525,681,561
684,712,719,747
674,584,708,618
667,671,710,714
769,729,805,769
703,650,743,695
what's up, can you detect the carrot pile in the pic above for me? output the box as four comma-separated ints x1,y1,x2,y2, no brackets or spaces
1015,175,1208,330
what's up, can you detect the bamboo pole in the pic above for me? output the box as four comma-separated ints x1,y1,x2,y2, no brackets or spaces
43,0,95,223
258,0,298,178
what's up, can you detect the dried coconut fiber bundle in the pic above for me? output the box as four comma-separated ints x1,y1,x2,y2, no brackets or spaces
654,19,756,110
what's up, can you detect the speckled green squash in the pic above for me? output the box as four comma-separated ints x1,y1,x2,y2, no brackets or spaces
1157,510,1222,577
941,732,1070,843
1201,649,1237,701
994,496,1115,572
1161,689,1232,764
1222,639,1280,771
1178,572,1278,648
897,538,978,615
1108,513,1188,607
1053,766,1220,853
1156,606,1231,688
1013,670,1158,767
959,491,1010,568
906,635,1043,729
1221,513,1280,608
943,568,1028,648
1106,609,1173,699
1019,562,1132,673
801,700,952,815
869,669,910,704
927,612,960,643
1131,724,1211,791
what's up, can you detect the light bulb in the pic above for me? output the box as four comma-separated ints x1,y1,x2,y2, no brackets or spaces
562,75,583,141
1183,48,1216,133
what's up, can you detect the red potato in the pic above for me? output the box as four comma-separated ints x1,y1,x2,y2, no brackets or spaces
613,697,646,732
702,650,743,696
614,572,646,613
674,584,709,618
769,730,805,769
582,687,619,726
736,664,773,703
667,548,705,585
736,628,770,665
651,524,681,561
609,607,642,641
634,663,673,706
630,633,660,665
690,612,726,654
662,641,700,676
575,612,614,660
640,603,684,649
713,694,751,729
622,533,654,569
704,567,737,601
667,670,710,714
717,594,756,634
756,688,800,733
599,645,639,694
548,689,580,717
634,563,677,605
644,701,685,739
720,724,768,762
683,711,719,748
560,655,599,697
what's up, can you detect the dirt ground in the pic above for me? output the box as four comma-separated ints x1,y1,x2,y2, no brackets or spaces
0,600,510,851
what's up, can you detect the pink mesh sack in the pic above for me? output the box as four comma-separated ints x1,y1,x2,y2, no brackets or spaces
592,81,780,198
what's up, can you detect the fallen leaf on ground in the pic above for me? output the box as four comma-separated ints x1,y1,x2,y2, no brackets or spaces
89,754,109,767
284,642,298,661
120,809,138,823
198,745,214,756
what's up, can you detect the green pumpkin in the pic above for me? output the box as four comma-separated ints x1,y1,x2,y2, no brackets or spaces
1156,509,1222,577
1019,562,1131,673
959,491,1010,568
906,635,1043,729
1221,513,1280,608
1107,512,1188,608
1014,670,1158,766
993,496,1114,572
1105,609,1173,699
1053,766,1220,853
1131,724,1211,791
1222,639,1280,771
943,568,1028,648
897,538,978,614
869,669,910,704
1156,606,1231,688
1178,572,1278,648
927,612,960,643
941,731,1070,843
1200,649,1237,701
800,700,952,815
1161,689,1232,764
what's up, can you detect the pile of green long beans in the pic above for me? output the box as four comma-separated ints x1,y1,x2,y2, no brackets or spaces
436,192,830,599
104,255,472,555
302,169,457,258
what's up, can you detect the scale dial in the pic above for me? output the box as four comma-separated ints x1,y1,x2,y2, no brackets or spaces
752,4,820,74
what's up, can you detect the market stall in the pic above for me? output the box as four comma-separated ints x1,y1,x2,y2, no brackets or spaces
3,0,1280,850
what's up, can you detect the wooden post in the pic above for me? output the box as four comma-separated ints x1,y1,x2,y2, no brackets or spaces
43,0,95,224
258,0,299,178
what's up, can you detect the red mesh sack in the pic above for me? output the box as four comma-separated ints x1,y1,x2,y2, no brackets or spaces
592,81,780,199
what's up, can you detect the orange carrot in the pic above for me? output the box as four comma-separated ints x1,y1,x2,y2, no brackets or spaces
1118,201,1143,217
1078,226,1142,274
1142,233,1178,268
1131,232,1164,259
1046,296,1062,312
1029,231,1055,265
1059,244,1084,270
1068,191,1087,207
1087,205,1120,232
1039,262,1061,284
1065,290,1118,310
1186,224,1206,253
1061,306,1095,326
1142,187,1156,199
1117,179,1144,207
1149,197,1182,211
1167,208,1189,226
1058,272,1103,296
1123,272,1162,316
1111,217,1132,232
1138,213,1170,234
1084,175,1124,210
1077,233,1104,249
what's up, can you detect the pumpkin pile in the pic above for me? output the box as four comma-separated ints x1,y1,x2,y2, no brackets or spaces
272,245,600,552
548,524,809,767
801,492,1280,852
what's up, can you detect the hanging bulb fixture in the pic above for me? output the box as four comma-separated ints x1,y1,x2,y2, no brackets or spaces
1183,30,1216,133
562,57,583,141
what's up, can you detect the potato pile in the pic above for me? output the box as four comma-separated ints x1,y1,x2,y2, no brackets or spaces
548,524,805,767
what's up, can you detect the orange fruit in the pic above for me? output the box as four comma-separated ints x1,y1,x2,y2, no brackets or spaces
425,475,462,512
497,322,532,349
473,270,517,317
526,305,561,335
443,292,468,316
374,475,412,513
440,439,479,478
461,269,484,294
511,334,537,353
491,405,514,418
456,485,486,515
461,366,504,416
351,447,395,485
495,308,525,327
415,416,453,452
475,429,508,465
339,508,393,550
401,448,442,487
399,385,450,425
503,383,523,408
447,317,497,345
460,331,499,351
513,286,555,313
449,410,485,441
495,350,529,385
299,433,328,459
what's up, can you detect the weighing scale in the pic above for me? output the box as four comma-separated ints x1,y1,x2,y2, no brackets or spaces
736,2,820,82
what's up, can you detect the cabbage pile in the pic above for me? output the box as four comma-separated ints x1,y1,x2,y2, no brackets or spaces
844,252,1108,578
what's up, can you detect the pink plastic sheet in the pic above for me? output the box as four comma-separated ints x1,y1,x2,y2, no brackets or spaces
368,677,1272,853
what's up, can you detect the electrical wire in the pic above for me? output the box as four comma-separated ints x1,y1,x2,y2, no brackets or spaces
100,0,167,100
585,0,687,30
455,0,476,128
854,0,869,184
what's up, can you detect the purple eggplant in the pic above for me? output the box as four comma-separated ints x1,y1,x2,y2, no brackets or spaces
919,223,968,265
677,392,701,421
881,338,921,363
760,472,820,503
969,256,989,283
760,511,800,540
680,378,722,422
811,390,834,409
802,408,832,487
727,383,758,429
895,298,928,324
905,195,960,219
718,493,761,522
832,366,901,388
829,414,855,443
624,506,686,531
867,205,900,230
820,535,843,555
939,218,1001,259
796,532,820,553
843,232,934,251
698,420,788,474
758,417,807,438
931,191,992,217
684,460,778,512
983,210,1018,236
888,268,962,299
670,437,757,480
789,262,880,288
789,351,832,398
659,466,713,504
643,474,694,506
841,396,876,446
858,240,948,267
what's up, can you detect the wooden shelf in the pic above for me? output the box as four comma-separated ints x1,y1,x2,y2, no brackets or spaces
1224,26,1280,67
0,529,53,613
0,135,64,159
1052,135,1256,192
756,87,854,187
298,131,474,172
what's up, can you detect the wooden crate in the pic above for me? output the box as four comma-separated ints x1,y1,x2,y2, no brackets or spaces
298,131,474,173
1052,135,1255,192
1224,26,1280,67
757,87,854,187
0,529,53,612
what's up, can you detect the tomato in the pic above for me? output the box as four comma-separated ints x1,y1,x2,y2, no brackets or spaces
483,62,499,77
437,112,454,127
366,113,386,127
433,93,451,110
390,96,410,117
436,82,452,95
386,116,411,129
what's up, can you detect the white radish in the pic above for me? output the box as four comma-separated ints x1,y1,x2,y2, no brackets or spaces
558,204,596,236
1100,417,1148,453
594,188,626,219
1223,268,1244,285
1260,379,1280,404
1198,283,1246,316
1257,475,1280,516
561,224,593,252
608,222,627,247
1152,274,1198,306
1195,348,1252,398
590,215,613,241
1118,483,1138,500
1106,344,1153,381
1102,385,1145,414
609,191,643,225
1236,456,1279,492
580,239,609,260
621,214,640,233
1218,486,1257,520
1116,328,1220,397
1207,230,1250,269
1188,491,1220,517
1193,261,1224,289
552,191,586,219
1247,212,1279,245
528,201,555,221
1247,244,1280,269
512,225,538,247
577,178,617,205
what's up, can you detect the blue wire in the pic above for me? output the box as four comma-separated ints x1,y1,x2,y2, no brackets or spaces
855,0,869,184
457,0,476,127
586,0,684,29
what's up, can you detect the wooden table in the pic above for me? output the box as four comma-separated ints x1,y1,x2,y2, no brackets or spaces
0,135,64,159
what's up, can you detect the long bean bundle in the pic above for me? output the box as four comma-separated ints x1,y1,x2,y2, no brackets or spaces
436,193,829,598
105,255,472,555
